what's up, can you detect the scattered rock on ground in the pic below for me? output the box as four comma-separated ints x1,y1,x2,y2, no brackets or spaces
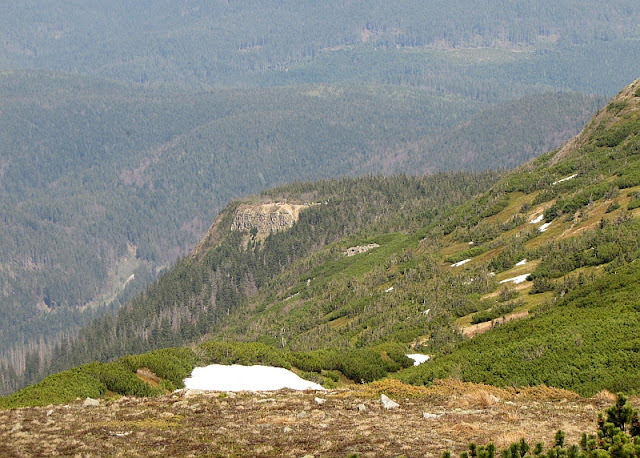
83,398,100,407
380,394,399,409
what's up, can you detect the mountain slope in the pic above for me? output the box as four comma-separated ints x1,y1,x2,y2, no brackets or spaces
207,80,640,368
3,78,640,401
0,70,602,372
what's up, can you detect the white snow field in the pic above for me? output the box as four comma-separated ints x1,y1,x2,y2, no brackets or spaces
451,258,471,267
406,354,430,366
552,174,577,185
539,222,552,232
529,214,544,224
515,259,527,266
184,364,325,391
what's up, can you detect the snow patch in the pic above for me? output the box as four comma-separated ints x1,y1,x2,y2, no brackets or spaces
529,214,544,224
451,258,471,267
515,259,527,266
385,286,394,293
553,174,577,185
539,222,552,232
499,274,531,285
184,364,325,391
407,354,430,366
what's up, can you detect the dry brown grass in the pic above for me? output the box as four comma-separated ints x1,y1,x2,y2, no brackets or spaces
465,388,499,408
0,382,610,457
357,379,431,398
135,368,161,387
427,378,514,401
591,389,618,403
517,385,580,401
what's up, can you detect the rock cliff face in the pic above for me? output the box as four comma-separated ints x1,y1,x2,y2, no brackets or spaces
231,202,307,234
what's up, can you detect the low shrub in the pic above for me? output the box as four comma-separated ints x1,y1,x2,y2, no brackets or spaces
198,341,291,369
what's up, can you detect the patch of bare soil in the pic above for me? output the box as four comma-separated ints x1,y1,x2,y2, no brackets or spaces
0,380,610,457
462,311,529,338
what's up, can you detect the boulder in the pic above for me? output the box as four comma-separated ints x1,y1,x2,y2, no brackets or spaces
380,394,399,409
83,398,100,407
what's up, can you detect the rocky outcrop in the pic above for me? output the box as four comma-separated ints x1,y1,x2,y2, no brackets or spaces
231,202,307,234
345,244,379,256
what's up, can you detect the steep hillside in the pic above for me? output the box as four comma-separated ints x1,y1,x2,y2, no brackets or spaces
0,172,499,395
203,79,640,374
3,78,640,402
0,71,485,363
0,70,603,389
4,1,639,402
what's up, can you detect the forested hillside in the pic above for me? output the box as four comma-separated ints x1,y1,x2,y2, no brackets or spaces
2,1,640,93
0,172,501,395
0,69,604,379
5,78,639,401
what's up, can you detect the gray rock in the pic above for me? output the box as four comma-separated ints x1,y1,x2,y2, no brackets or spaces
296,411,308,419
83,397,100,407
184,389,205,398
423,412,442,419
173,400,189,409
380,394,399,409
314,397,326,405
283,426,293,433
357,403,367,412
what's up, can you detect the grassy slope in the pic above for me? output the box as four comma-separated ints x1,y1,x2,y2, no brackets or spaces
395,260,640,396
392,80,640,395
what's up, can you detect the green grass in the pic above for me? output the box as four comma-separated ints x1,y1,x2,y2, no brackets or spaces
394,261,640,396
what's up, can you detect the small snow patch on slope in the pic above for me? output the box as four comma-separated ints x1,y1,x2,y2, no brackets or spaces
407,354,430,366
499,274,530,285
553,174,577,185
529,214,544,224
451,258,471,267
539,222,552,232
